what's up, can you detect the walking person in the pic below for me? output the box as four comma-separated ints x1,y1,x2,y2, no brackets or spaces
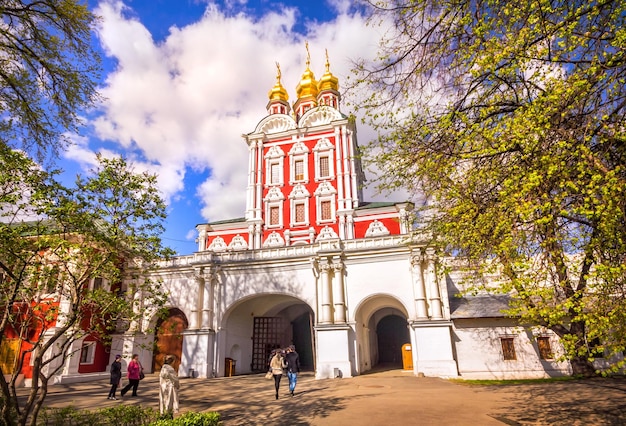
120,354,142,397
107,354,122,400
284,345,300,396
159,354,180,415
269,348,286,400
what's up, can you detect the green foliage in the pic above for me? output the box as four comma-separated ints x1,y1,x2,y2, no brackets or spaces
354,0,626,376
0,152,172,426
0,0,101,162
37,407,221,426
38,404,159,426
149,412,221,426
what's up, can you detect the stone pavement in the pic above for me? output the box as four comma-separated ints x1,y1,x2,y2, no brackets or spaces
23,368,626,425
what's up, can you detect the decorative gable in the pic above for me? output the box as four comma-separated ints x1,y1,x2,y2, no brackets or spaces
265,145,285,159
264,187,285,202
208,236,228,251
263,231,285,248
313,137,334,152
364,220,390,237
316,226,339,241
289,183,310,199
228,235,248,250
314,181,336,196
288,141,309,155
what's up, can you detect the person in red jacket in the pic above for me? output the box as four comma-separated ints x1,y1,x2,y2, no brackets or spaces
121,354,143,397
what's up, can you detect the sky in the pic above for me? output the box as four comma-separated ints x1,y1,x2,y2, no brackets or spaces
64,0,394,255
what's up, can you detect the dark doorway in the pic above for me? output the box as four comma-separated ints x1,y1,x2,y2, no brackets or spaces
153,308,188,373
292,312,314,371
251,317,285,372
376,315,409,366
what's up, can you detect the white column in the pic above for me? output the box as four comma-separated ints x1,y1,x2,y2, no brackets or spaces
341,126,352,205
189,271,203,329
255,140,263,221
425,248,443,319
346,213,354,239
246,141,257,217
332,259,346,323
411,250,428,319
338,214,346,239
196,225,208,251
399,208,410,234
319,259,333,324
202,267,218,329
334,126,345,211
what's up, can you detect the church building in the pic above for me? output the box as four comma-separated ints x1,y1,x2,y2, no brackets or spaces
110,49,573,382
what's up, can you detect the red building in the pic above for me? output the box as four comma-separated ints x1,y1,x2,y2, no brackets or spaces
197,50,412,251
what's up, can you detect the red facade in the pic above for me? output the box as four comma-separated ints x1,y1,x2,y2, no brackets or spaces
198,52,412,252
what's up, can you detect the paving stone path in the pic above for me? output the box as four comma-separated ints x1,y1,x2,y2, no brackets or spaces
25,369,626,425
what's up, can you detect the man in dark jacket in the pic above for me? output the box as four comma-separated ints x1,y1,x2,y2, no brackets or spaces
284,345,300,396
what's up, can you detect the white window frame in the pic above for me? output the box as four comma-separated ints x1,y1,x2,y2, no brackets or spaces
92,277,104,291
313,138,335,182
290,200,309,227
289,184,311,227
288,141,310,184
264,146,285,187
264,187,285,229
314,181,337,225
79,341,96,365
290,156,308,183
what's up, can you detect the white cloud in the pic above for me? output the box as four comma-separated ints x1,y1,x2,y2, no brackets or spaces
84,0,399,225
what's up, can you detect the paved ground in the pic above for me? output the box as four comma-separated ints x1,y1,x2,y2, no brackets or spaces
25,368,626,425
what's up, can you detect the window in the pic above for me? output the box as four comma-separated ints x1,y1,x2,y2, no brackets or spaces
319,156,330,178
313,138,334,181
294,203,305,223
93,277,103,291
321,200,332,220
537,337,553,360
44,266,59,293
500,338,516,360
269,206,280,226
79,342,95,364
270,163,281,185
294,160,304,181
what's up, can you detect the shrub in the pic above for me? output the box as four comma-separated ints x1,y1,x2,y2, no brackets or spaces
38,404,159,425
149,411,221,426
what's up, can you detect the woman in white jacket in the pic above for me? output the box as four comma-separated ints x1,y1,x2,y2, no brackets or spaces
159,354,180,415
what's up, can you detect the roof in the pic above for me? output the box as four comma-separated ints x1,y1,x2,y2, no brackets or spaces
356,201,401,210
204,217,246,226
449,294,513,319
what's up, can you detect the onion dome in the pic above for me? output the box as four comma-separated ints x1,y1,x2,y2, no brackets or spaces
295,42,318,99
318,49,339,93
268,62,289,102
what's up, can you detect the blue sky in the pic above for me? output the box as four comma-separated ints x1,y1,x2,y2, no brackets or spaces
64,0,390,255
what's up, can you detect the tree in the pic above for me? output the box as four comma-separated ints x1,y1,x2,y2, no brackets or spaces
353,0,626,376
0,0,100,162
0,153,172,426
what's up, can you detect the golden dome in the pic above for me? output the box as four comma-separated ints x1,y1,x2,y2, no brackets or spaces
296,42,318,99
318,49,339,92
268,62,289,102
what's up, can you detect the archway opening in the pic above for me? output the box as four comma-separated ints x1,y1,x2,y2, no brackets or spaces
222,295,314,375
153,308,188,373
376,314,409,367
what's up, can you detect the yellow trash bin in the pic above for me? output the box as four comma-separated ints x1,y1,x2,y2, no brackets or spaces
402,343,413,370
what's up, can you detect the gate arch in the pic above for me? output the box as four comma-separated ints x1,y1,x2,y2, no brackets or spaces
153,308,188,373
220,294,315,375
354,295,409,373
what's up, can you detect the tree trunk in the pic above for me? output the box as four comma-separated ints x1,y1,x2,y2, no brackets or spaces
569,355,597,378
